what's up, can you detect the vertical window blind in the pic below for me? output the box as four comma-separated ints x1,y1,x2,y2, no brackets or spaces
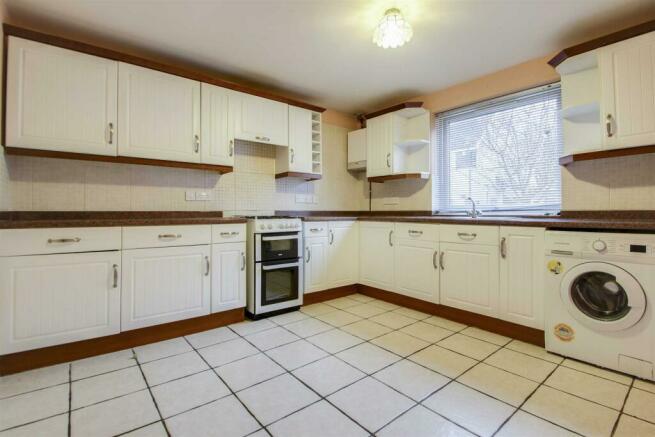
433,84,562,213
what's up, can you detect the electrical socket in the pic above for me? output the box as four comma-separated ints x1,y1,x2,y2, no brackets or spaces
185,191,196,201
195,191,213,201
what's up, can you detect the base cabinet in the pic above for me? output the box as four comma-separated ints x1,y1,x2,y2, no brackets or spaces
327,221,359,287
394,238,439,303
499,227,545,329
211,242,246,312
121,245,210,331
304,236,330,293
0,251,121,354
359,222,395,290
439,242,499,318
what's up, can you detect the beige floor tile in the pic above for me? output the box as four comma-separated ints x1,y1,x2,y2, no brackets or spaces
344,303,389,318
245,327,300,350
423,382,515,437
306,329,363,354
438,334,500,360
458,363,538,407
624,388,655,423
0,414,68,437
0,384,69,431
400,321,453,343
215,354,285,391
460,327,511,346
349,293,376,303
134,338,192,363
71,350,136,381
123,422,167,437
151,370,230,418
71,366,146,409
392,307,431,320
561,358,633,385
368,299,401,310
185,326,238,349
336,343,401,374
300,302,338,316
371,331,430,357
545,366,629,410
316,310,362,327
198,337,259,367
484,348,557,382
0,363,69,398
496,411,577,437
292,356,365,396
377,405,474,437
141,351,208,386
409,345,477,378
423,316,467,331
505,340,563,364
324,296,361,309
340,319,393,340
265,339,328,370
522,385,618,437
614,414,655,437
268,400,367,437
634,379,655,394
370,312,416,329
229,319,276,337
284,318,333,338
374,360,449,401
268,310,309,326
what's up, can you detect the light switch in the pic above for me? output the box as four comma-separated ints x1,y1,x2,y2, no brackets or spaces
185,191,196,201
196,191,213,201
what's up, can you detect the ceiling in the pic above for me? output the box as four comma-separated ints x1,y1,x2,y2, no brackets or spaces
4,0,655,114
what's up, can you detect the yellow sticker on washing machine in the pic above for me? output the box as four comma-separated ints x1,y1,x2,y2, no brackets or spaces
554,323,574,342
547,260,563,274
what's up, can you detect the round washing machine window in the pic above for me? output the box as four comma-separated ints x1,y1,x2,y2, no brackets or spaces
560,262,646,332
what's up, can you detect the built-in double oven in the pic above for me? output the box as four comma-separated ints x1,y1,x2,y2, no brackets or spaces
250,229,304,316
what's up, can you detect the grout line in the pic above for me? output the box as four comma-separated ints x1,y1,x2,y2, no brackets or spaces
67,363,72,437
610,378,635,436
132,349,172,437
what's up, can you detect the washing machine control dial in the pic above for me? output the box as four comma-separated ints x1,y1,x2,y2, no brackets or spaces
592,239,607,253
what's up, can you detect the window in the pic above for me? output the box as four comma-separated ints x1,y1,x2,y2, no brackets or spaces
433,84,562,213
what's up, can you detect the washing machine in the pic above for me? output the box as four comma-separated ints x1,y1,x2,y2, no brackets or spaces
545,230,655,381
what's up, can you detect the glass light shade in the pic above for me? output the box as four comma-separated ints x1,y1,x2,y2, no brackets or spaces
373,8,413,49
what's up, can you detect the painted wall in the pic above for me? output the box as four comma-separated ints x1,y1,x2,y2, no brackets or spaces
0,3,9,211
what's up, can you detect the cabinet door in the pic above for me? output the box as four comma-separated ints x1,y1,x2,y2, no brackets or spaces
201,83,233,166
211,242,246,312
6,37,118,156
601,32,655,149
499,227,545,329
288,106,313,173
230,91,289,146
118,62,201,162
440,242,499,317
0,251,121,354
359,222,394,290
122,245,210,330
304,237,329,293
327,221,359,287
394,239,439,303
366,114,393,177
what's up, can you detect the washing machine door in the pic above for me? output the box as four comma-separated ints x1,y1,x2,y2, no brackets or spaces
560,262,646,332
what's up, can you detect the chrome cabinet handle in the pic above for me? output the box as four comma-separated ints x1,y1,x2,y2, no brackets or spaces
606,114,614,138
309,228,324,233
439,252,445,270
112,264,118,288
329,230,334,245
408,230,423,236
255,136,270,142
386,153,391,168
457,232,477,241
500,237,507,258
194,134,200,153
47,237,81,244
219,231,240,237
204,256,210,276
433,250,438,269
290,148,295,163
389,230,394,247
306,247,311,263
158,233,181,239
241,252,246,271
229,140,234,157
107,122,114,144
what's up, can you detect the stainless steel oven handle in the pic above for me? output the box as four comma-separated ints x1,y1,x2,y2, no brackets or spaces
262,262,300,271
261,235,300,241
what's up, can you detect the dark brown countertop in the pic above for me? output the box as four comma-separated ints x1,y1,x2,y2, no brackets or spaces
0,211,246,229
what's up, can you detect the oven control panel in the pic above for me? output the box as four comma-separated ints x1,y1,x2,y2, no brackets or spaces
251,218,302,233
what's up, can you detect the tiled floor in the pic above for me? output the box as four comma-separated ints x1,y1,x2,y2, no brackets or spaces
2,294,655,437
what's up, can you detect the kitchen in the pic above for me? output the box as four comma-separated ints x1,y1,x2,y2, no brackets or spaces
1,1,655,436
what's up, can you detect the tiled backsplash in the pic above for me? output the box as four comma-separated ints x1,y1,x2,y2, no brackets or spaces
1,123,366,213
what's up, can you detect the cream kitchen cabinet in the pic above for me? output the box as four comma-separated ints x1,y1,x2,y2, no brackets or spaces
304,236,330,293
499,226,545,329
304,221,358,293
276,106,314,174
394,223,439,303
229,91,288,146
211,242,246,312
359,221,395,290
121,244,211,330
6,36,118,156
600,31,655,150
439,242,499,318
201,83,233,166
366,114,394,177
118,62,201,163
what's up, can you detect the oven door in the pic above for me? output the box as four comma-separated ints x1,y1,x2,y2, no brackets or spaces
255,259,303,313
256,233,302,262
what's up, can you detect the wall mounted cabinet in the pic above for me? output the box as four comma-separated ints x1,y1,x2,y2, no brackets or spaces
230,91,289,147
201,83,233,167
347,128,366,170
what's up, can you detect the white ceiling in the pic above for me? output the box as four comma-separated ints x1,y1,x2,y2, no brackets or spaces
4,0,655,114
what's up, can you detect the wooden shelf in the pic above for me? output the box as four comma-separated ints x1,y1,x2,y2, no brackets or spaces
368,173,429,183
395,139,430,148
561,102,600,123
3,147,234,173
559,144,655,166
275,171,322,181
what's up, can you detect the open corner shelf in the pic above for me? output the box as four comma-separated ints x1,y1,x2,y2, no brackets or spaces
559,144,655,166
275,171,322,181
395,139,430,148
367,172,430,183
561,102,600,123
